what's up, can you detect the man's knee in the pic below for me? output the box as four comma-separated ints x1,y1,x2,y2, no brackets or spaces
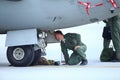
75,45,87,52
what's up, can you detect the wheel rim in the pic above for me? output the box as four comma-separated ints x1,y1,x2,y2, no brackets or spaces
13,48,25,60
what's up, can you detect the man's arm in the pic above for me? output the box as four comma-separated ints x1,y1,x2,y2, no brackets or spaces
61,42,69,64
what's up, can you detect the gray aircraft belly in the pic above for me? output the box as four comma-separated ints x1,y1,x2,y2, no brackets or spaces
0,0,80,31
0,0,120,33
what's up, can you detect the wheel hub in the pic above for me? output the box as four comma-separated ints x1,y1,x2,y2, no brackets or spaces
13,48,25,60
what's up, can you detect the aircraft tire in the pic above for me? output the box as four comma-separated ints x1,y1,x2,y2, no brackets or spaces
7,45,34,67
31,49,41,65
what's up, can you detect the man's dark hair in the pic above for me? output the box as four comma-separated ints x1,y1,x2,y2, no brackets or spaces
54,30,63,35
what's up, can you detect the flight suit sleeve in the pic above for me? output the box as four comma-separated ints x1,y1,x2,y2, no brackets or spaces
61,42,69,64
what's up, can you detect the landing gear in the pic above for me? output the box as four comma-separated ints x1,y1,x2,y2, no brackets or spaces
7,45,35,67
6,29,48,67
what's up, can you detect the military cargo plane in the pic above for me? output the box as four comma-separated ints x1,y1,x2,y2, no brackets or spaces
0,0,120,66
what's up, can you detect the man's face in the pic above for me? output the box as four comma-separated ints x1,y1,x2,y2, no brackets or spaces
54,34,63,41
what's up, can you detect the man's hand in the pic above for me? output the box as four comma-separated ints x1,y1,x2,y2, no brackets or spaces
74,46,80,50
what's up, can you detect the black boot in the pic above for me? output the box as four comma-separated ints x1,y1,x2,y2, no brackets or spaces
80,59,88,65
111,59,120,62
54,61,60,65
111,51,120,62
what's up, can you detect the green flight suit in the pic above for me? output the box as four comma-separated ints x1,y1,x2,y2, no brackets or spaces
100,20,112,62
60,33,87,65
110,13,120,60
